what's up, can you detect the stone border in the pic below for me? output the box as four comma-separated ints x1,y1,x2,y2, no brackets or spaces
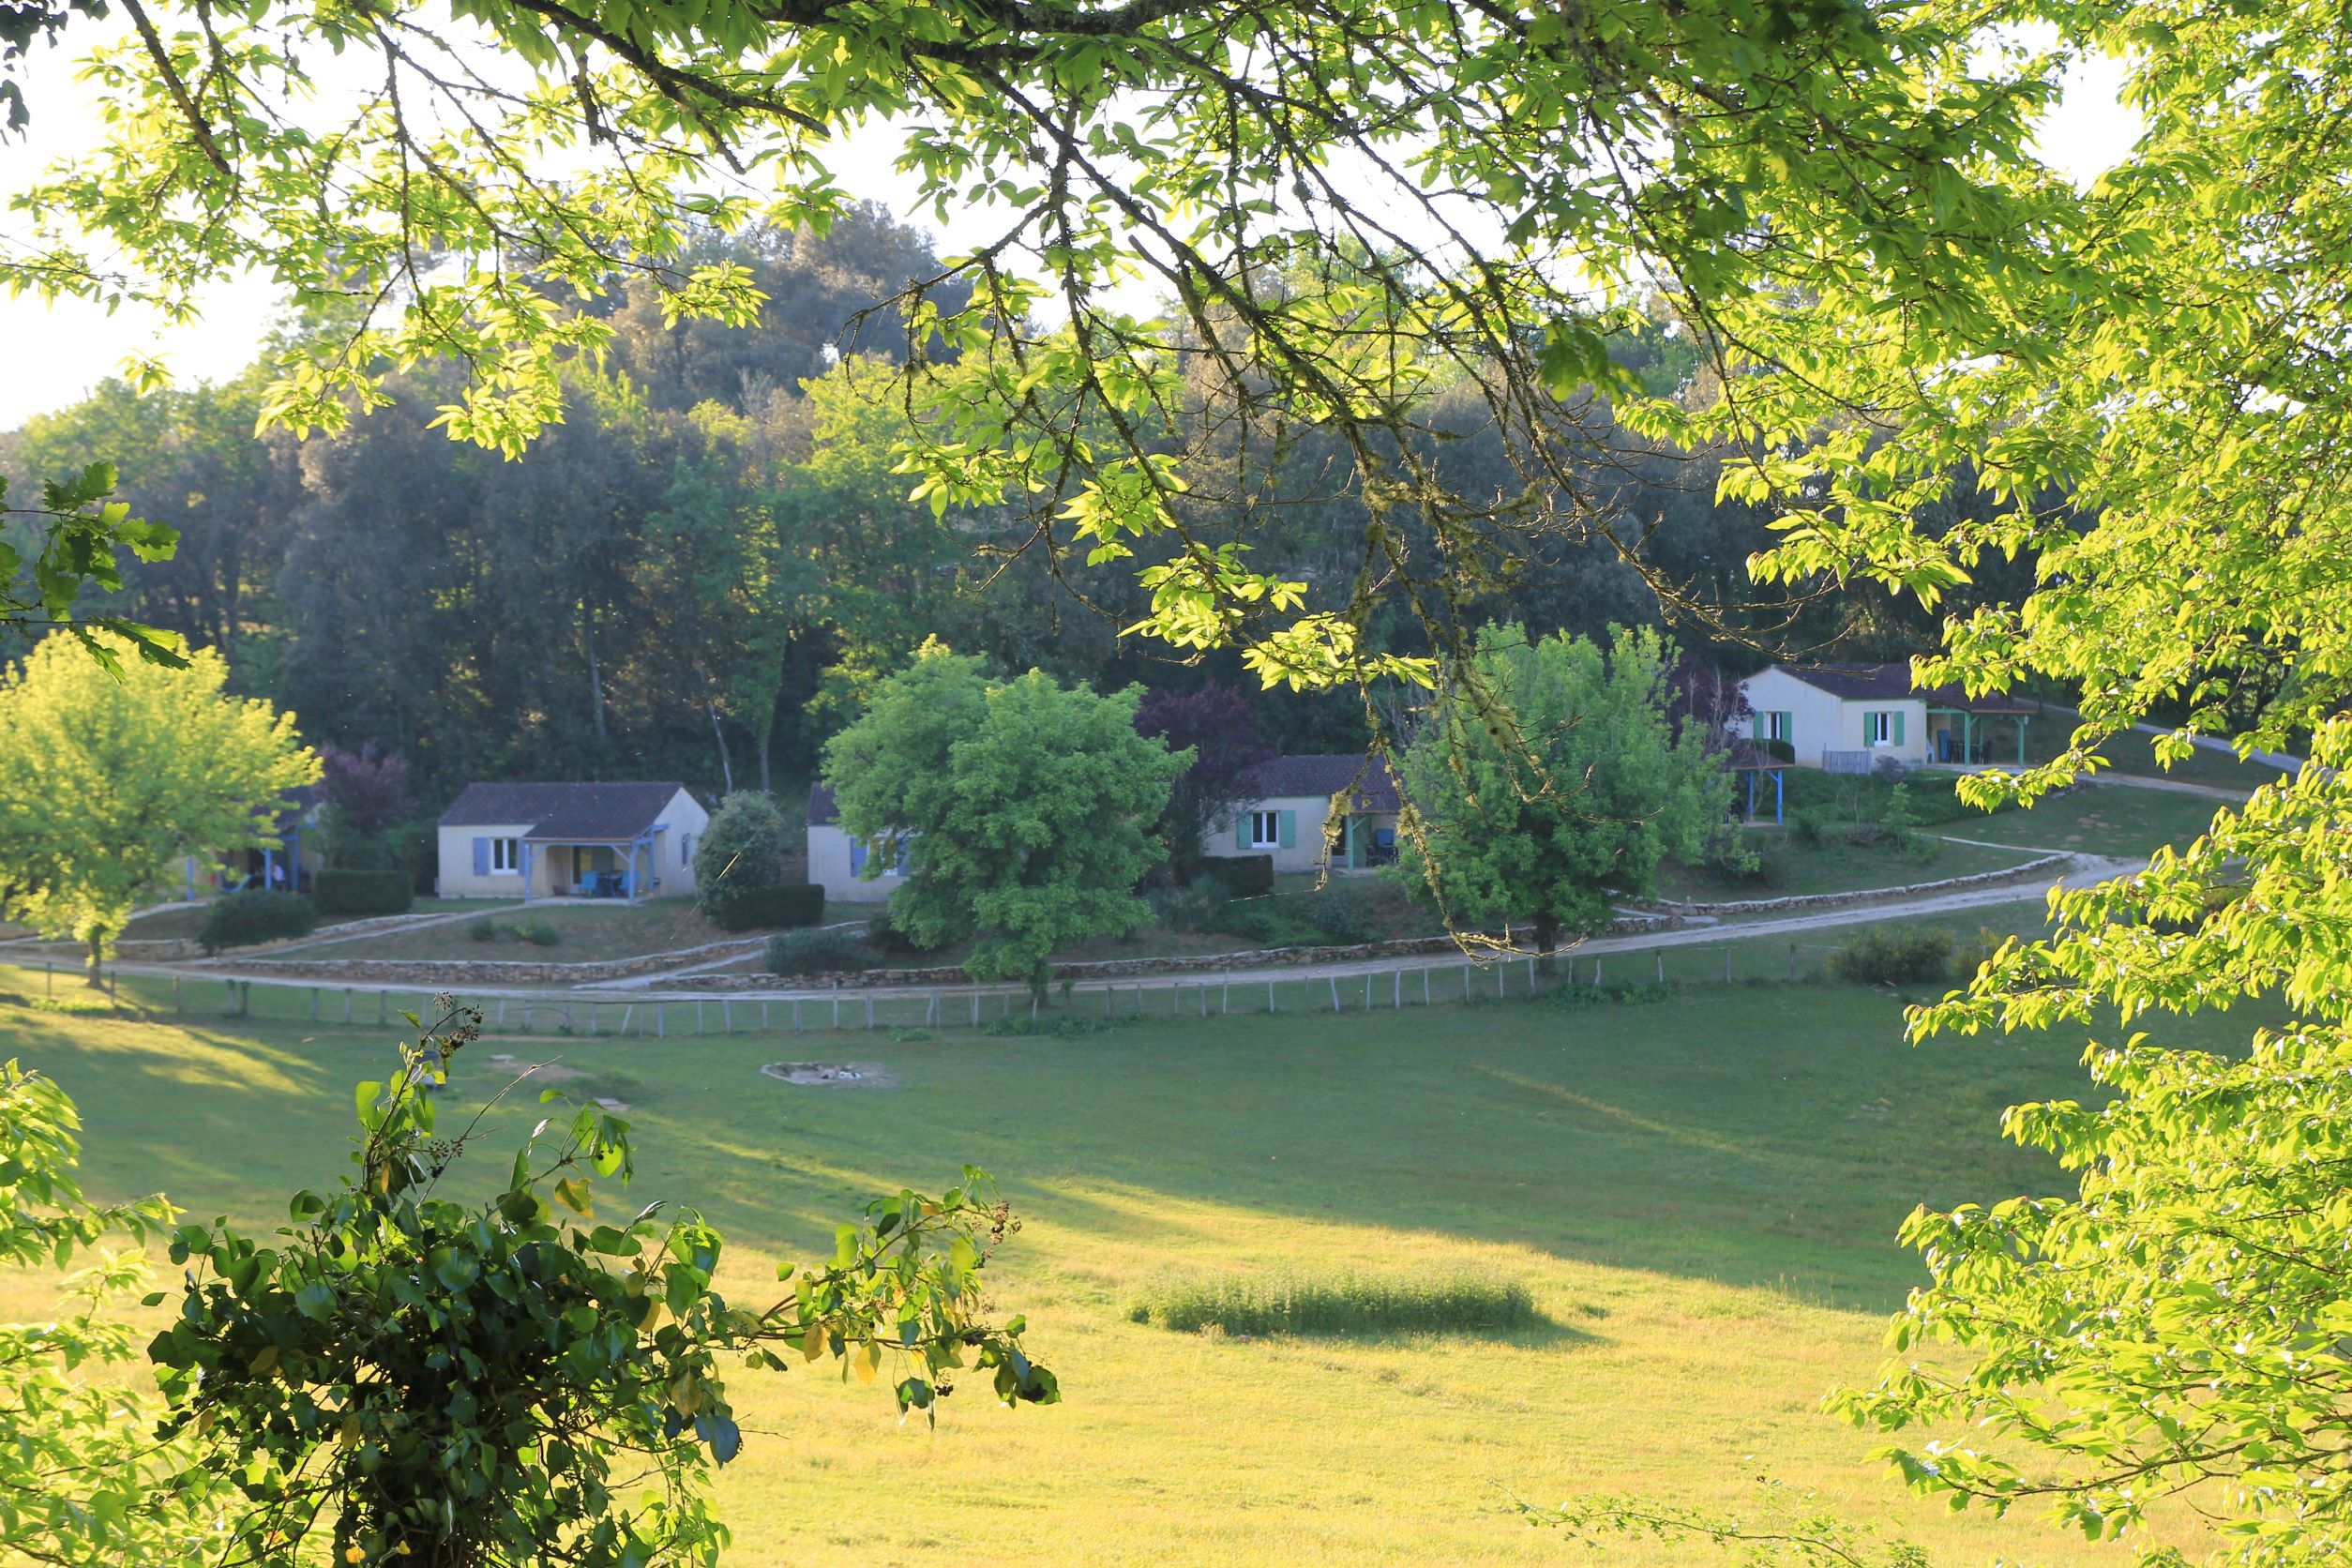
662,911,1693,992
1630,852,2073,919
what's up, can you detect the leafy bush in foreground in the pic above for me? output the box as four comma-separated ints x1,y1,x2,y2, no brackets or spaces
1129,1270,1541,1337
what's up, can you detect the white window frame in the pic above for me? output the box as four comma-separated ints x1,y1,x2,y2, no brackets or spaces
1865,712,1892,746
1766,711,1790,742
1247,810,1281,848
491,837,520,873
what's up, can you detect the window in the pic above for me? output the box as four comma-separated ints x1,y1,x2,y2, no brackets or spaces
680,832,693,865
1866,712,1892,746
1247,810,1282,848
491,837,520,873
1766,711,1791,742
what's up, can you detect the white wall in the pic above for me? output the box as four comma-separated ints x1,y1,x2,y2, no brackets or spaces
435,821,536,898
807,822,906,904
1199,794,1396,874
1738,669,1930,768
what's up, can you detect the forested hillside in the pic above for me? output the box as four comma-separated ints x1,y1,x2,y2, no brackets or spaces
0,203,2033,807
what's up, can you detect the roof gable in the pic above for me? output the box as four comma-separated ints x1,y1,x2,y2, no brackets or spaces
440,782,686,840
1241,753,1401,812
1763,663,2030,715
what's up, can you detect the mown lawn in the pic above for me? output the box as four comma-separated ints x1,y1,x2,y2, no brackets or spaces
1935,782,2227,859
1665,830,2042,902
294,897,752,962
0,949,2240,1568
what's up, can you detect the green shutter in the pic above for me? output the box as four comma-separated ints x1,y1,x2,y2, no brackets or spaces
1892,711,1907,746
1237,815,1251,852
1781,712,1794,743
1278,809,1296,849
1751,714,1764,740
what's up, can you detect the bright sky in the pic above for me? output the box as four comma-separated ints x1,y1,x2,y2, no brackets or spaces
0,43,2144,432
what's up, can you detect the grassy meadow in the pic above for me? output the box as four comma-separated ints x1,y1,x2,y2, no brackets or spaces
0,942,2250,1568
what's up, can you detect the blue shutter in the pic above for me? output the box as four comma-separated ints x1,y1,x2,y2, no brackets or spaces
1278,809,1296,849
473,837,489,875
850,838,868,876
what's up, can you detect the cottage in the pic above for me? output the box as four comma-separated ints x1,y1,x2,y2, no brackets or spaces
1737,663,2031,773
435,782,706,901
804,783,912,904
1200,754,1404,874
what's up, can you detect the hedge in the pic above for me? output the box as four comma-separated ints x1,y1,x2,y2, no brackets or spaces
314,868,414,916
198,891,319,955
1200,854,1274,897
764,927,872,976
710,882,825,931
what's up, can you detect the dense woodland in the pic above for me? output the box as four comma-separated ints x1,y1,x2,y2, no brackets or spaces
0,205,2037,810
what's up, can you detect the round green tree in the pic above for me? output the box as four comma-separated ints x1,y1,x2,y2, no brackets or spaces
691,790,792,924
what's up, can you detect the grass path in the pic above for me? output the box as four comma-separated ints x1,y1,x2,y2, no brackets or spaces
0,963,2248,1566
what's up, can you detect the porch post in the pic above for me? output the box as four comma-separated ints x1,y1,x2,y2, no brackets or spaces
288,825,302,892
1746,771,1756,819
520,841,535,904
1774,770,1785,824
2017,716,2028,765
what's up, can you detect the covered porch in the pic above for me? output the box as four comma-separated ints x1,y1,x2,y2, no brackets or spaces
1926,700,2032,766
520,835,658,903
1335,811,1399,870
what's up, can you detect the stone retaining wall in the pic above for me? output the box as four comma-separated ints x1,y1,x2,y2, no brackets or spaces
663,911,1692,992
204,937,769,988
1630,852,2073,919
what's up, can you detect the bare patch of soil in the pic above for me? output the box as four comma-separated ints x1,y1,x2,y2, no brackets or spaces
760,1061,897,1090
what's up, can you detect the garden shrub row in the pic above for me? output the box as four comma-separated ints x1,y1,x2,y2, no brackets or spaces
313,868,413,916
198,891,318,954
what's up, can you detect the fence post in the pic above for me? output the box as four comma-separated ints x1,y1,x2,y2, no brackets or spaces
1268,980,1275,1014
927,992,938,1026
377,989,386,1027
1394,970,1402,1008
1222,976,1230,1015
1421,969,1430,1007
1198,983,1208,1018
1592,959,1602,987
865,996,875,1030
1462,962,1470,999
497,999,506,1030
1657,952,1665,985
1033,994,1041,1020
589,1003,598,1036
44,962,52,999
793,999,803,1033
1789,946,1798,982
832,997,840,1030
1328,976,1340,1014
657,1003,665,1038
1104,986,1112,1018
523,1005,532,1033
1527,956,1535,992
343,988,353,1023
723,999,733,1035
1725,948,1732,985
696,1001,704,1035
1498,961,1504,999
1364,974,1372,1010
173,975,183,1014
309,988,319,1020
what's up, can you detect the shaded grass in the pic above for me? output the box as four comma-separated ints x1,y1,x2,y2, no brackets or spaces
1934,782,2225,858
1129,1269,1545,1337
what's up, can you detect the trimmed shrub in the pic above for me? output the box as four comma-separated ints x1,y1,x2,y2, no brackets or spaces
863,906,926,957
467,915,561,946
1150,880,1229,933
198,891,318,954
313,868,413,917
693,791,792,925
710,882,824,932
764,927,873,976
1128,1270,1542,1337
517,917,559,947
468,916,497,942
1304,886,1379,945
1829,925,1955,986
1200,854,1274,897
1760,737,1796,763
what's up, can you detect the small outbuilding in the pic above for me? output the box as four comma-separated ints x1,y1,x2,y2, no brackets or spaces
1737,663,2032,773
1199,753,1404,874
805,783,910,904
435,782,706,902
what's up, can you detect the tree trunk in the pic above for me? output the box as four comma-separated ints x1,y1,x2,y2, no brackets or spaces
83,930,107,988
1532,913,1561,979
582,609,608,742
707,698,735,795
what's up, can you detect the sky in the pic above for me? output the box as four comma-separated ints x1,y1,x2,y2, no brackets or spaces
0,42,2143,432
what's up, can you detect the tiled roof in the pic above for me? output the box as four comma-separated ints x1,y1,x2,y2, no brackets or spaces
1241,753,1402,811
439,781,686,840
1772,663,2030,715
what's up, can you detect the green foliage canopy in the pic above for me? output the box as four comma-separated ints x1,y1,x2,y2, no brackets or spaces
0,630,317,974
822,642,1187,985
1394,626,1727,962
691,789,792,921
